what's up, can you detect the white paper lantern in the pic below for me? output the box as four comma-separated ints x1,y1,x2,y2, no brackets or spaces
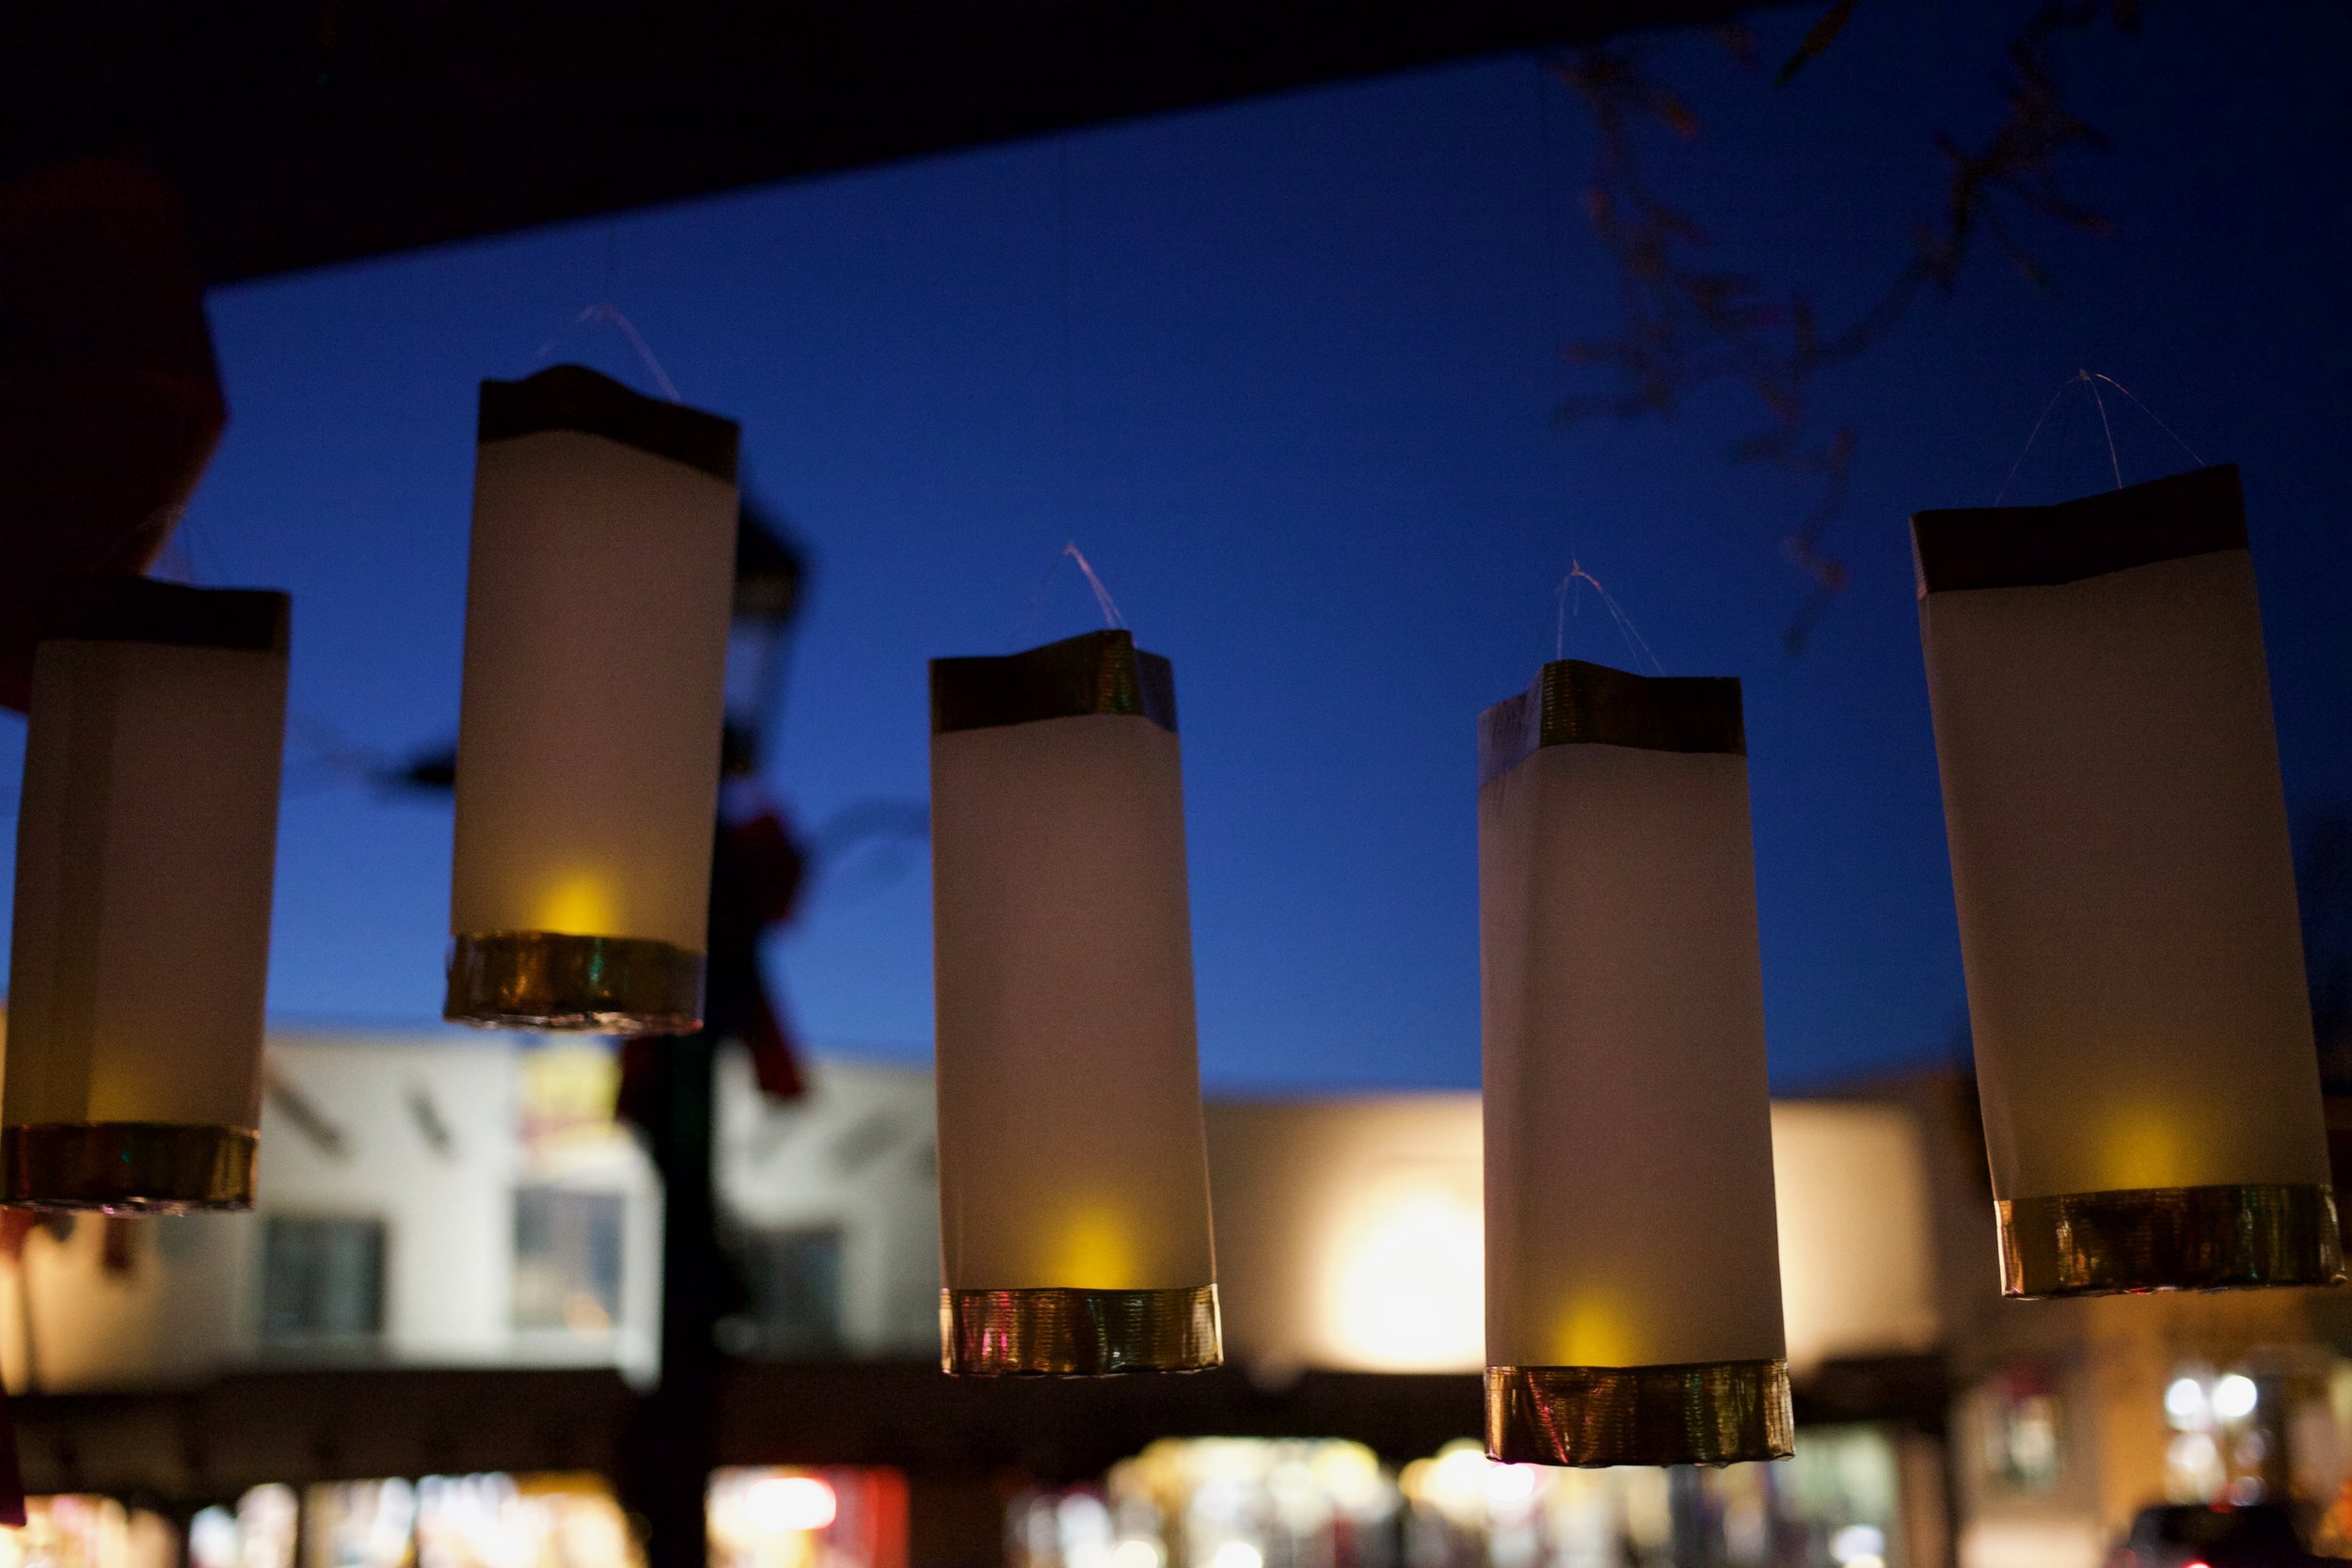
1480,659,1790,1465
929,629,1221,1374
445,365,739,1035
3,580,289,1211
1914,464,2339,1297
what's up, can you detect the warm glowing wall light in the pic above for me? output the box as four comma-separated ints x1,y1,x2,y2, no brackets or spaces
1325,1162,1484,1373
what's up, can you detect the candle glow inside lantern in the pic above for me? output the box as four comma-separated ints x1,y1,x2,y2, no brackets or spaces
929,629,1221,1375
1914,464,2341,1298
3,579,290,1211
1480,659,1791,1466
445,365,739,1036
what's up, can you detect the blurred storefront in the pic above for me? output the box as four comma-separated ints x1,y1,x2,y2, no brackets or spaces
1005,1432,1919,1568
9,1025,2352,1567
100,1468,902,1568
1,1498,178,1568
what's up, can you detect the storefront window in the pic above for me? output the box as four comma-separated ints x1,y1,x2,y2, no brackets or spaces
1016,1431,1904,1568
513,1188,627,1338
1977,1367,2062,1497
261,1221,387,1344
2161,1365,2287,1509
0,1497,177,1568
1012,1440,1399,1568
185,1485,300,1568
305,1481,418,1568
728,1227,846,1358
708,1466,908,1568
1399,1433,1900,1568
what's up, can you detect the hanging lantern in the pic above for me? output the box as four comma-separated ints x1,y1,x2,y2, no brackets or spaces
1480,658,1790,1466
1914,463,2339,1298
3,579,289,1212
445,365,739,1036
930,628,1221,1375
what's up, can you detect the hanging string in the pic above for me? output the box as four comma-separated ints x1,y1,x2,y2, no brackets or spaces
2083,368,2123,490
1016,541,1127,647
1534,59,1568,352
1533,55,1579,567
1994,372,2086,505
1066,543,1123,628
1006,145,1123,653
536,223,684,403
1552,560,1662,674
538,302,683,404
1057,139,1075,533
1534,57,1641,679
1996,369,2207,504
2090,372,2205,467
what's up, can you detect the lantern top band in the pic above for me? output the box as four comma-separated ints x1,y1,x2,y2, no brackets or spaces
1911,463,2245,597
1479,658,1742,784
931,628,1177,736
479,363,740,483
42,577,289,655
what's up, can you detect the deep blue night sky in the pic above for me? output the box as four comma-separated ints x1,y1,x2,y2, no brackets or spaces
2,3,2346,1091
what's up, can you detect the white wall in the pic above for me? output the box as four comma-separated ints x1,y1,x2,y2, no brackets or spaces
1772,1100,1943,1370
0,1027,661,1394
713,1046,940,1358
1207,1095,1483,1377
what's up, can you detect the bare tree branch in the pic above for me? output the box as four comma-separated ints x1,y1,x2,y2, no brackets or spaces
1553,1,2140,649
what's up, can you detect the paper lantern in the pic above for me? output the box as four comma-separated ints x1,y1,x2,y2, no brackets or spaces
445,365,739,1036
1914,464,2339,1298
3,580,289,1211
1479,659,1790,1465
929,629,1221,1374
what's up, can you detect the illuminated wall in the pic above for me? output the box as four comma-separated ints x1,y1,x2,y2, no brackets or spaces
1206,1097,1483,1375
1204,1094,1945,1377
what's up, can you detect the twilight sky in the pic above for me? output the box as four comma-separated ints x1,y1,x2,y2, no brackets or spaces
2,2,2346,1092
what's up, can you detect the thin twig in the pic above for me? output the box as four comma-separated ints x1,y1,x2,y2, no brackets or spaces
1552,1,2134,647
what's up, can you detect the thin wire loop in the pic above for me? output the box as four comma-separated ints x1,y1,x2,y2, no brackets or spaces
2082,368,2123,490
537,302,683,404
2092,372,2205,467
1994,372,2081,505
1553,560,1661,674
1997,369,2207,504
1016,540,1127,647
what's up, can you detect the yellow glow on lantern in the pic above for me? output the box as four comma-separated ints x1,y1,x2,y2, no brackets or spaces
1054,1206,1139,1289
538,873,616,936
2101,1107,2181,1190
1548,1292,1638,1367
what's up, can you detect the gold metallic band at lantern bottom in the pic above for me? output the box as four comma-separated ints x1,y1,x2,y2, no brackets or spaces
1997,1183,2345,1299
941,1285,1222,1376
1486,1359,1793,1467
3,1122,258,1213
445,930,705,1036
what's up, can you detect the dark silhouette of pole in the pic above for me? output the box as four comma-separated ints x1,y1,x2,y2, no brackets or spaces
626,1028,723,1568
